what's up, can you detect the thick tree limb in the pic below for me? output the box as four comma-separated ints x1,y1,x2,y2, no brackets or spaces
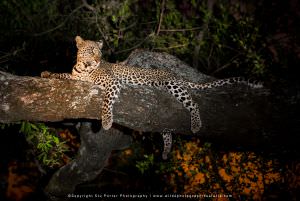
1,50,298,148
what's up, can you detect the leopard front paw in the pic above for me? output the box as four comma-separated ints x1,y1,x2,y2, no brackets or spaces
41,71,51,78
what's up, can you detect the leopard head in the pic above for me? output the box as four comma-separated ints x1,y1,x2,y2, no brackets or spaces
75,36,103,68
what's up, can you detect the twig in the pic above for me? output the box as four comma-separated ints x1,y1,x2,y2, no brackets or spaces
153,43,188,50
207,44,214,70
211,54,242,75
193,0,215,69
81,0,95,11
119,22,137,32
103,167,128,176
0,47,24,64
140,20,157,25
33,5,85,37
159,27,202,32
193,30,204,68
115,34,152,54
156,0,166,36
82,0,112,52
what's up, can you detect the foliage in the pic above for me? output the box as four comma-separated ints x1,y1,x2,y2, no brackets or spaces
1,0,291,81
197,3,267,76
1,122,68,168
136,154,154,174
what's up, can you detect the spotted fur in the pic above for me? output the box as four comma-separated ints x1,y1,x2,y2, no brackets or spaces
162,129,173,160
41,36,262,158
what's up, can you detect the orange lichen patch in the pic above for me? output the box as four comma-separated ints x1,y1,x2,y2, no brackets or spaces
167,139,289,200
58,129,80,150
212,183,221,190
183,153,193,162
192,172,206,184
205,155,210,163
6,161,39,201
181,163,190,173
242,187,251,195
188,164,198,172
222,154,228,163
212,197,230,201
185,141,199,154
244,161,260,171
228,152,242,163
239,173,264,195
175,170,182,177
264,172,281,184
219,168,233,182
176,150,183,160
230,165,241,173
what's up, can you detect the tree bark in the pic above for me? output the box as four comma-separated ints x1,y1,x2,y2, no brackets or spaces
0,50,278,143
45,123,131,200
0,50,299,199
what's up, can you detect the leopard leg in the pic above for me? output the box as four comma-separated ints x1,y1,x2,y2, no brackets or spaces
101,79,121,130
164,81,201,133
162,129,174,160
41,71,73,79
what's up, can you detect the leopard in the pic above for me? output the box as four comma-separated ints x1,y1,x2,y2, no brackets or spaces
41,36,262,159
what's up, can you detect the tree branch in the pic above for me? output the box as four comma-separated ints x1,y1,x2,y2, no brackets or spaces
45,122,131,200
0,50,297,147
156,0,166,35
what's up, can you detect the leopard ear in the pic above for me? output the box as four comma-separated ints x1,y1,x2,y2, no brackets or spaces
97,40,103,49
75,36,84,48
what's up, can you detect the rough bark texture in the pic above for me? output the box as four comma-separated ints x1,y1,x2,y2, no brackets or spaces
0,50,298,200
45,122,131,200
0,50,268,139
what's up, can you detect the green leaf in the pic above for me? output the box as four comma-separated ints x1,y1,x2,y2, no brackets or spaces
30,123,38,131
111,15,117,23
53,136,59,144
